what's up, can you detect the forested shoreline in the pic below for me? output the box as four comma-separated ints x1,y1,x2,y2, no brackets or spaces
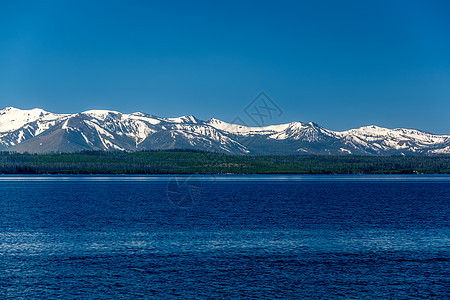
0,150,449,174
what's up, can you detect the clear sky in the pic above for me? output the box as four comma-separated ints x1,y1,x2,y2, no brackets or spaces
0,0,449,133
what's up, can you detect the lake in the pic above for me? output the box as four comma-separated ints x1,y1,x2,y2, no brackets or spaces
0,175,449,299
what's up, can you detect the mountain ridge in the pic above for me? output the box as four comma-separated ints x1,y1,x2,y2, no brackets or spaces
1,107,449,155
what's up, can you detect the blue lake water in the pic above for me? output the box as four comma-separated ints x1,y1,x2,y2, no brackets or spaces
0,175,449,299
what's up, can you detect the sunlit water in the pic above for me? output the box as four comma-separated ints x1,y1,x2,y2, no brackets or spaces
0,175,449,299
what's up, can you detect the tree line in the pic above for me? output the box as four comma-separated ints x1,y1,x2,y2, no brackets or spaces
0,150,449,174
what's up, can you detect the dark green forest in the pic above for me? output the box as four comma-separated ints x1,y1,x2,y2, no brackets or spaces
0,150,449,174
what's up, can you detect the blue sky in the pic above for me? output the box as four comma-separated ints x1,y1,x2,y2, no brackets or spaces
0,0,449,133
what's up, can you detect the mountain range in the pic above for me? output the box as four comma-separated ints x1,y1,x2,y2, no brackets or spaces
0,107,449,155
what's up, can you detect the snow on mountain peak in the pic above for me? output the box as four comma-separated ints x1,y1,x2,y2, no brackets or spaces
82,109,122,119
1,106,18,112
165,115,199,124
130,112,147,117
1,106,44,114
0,106,64,133
207,118,292,135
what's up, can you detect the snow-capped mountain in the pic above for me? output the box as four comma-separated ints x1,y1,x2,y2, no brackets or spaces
0,107,449,155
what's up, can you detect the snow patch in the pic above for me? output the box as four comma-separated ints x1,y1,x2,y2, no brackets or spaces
428,146,450,154
339,148,352,154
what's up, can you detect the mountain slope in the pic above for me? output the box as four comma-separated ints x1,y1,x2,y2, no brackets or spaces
1,107,449,155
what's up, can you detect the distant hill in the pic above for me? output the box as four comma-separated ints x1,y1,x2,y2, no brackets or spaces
1,107,449,155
